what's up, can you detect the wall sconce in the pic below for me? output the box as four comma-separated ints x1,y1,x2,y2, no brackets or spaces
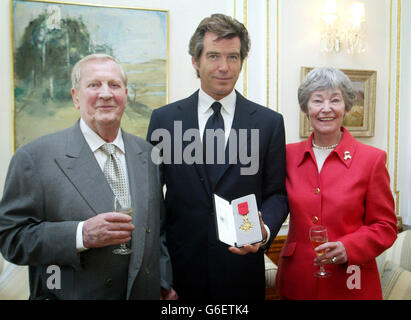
346,2,366,54
320,0,366,54
320,0,341,53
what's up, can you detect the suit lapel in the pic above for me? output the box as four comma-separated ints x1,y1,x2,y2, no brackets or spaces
55,122,114,217
215,92,255,184
123,132,149,298
179,91,212,195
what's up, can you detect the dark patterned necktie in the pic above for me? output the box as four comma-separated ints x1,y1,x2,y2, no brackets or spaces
203,101,225,189
100,143,129,199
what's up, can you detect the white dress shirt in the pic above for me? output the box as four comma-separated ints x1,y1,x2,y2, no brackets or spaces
198,88,236,145
198,89,270,246
76,118,129,251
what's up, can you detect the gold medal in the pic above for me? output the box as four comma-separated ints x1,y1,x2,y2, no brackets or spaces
238,202,253,233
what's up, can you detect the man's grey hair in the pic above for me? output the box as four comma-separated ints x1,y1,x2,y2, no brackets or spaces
298,67,356,113
189,13,250,78
71,53,128,89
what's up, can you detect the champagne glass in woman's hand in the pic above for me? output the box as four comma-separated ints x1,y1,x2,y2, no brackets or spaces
309,225,331,278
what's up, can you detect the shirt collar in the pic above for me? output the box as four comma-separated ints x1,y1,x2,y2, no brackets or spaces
198,88,236,116
79,118,125,153
298,127,356,168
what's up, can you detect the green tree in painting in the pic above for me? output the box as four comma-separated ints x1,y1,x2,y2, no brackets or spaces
14,6,113,111
14,13,47,91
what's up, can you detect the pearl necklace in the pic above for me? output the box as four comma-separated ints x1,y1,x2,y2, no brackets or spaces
312,141,338,150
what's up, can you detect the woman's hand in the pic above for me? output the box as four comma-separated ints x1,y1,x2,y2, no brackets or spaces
314,241,348,265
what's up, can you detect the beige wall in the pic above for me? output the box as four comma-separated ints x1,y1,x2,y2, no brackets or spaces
280,0,390,147
398,0,411,225
0,0,409,223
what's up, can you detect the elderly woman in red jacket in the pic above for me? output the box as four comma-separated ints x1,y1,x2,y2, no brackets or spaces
276,67,397,299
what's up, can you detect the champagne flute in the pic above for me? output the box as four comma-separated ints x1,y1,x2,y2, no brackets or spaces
112,195,133,255
309,225,331,278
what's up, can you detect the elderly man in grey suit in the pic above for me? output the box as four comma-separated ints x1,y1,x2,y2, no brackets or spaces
0,54,175,300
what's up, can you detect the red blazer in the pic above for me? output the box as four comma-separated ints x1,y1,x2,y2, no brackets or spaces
276,128,397,299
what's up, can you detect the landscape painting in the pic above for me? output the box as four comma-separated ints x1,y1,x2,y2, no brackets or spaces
12,0,168,150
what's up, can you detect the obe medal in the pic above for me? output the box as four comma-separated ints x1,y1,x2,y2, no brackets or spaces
238,202,253,233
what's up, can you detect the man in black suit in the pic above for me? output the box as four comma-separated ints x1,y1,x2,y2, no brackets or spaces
147,14,288,300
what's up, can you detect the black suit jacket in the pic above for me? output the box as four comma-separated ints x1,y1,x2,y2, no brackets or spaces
147,90,288,300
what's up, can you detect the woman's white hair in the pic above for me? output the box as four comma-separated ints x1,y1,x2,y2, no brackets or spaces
298,67,356,113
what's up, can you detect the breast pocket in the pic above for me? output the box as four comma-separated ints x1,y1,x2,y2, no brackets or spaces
280,242,296,257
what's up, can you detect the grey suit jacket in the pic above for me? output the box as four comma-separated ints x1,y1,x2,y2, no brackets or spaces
0,121,172,299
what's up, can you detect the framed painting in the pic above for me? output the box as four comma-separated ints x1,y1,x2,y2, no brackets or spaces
11,0,168,150
299,67,377,138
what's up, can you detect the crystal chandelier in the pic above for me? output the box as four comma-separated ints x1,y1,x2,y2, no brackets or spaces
346,2,366,54
320,0,366,54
